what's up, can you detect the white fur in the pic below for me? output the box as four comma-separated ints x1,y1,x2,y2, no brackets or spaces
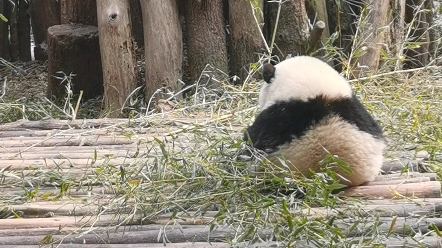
259,56,353,111
266,115,385,186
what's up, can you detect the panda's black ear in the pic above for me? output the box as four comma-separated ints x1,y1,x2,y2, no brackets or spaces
262,63,275,84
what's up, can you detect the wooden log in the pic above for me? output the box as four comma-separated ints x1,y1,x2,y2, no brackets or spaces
140,0,183,100
0,136,135,148
374,172,438,181
128,0,143,47
351,0,390,77
339,216,440,237
368,176,431,185
8,0,19,61
0,217,441,245
266,0,310,57
0,150,138,160
343,181,441,199
302,198,442,218
47,24,103,100
382,158,420,172
391,0,406,70
404,0,431,68
307,21,325,54
6,198,442,222
183,0,228,85
0,116,214,131
60,0,97,26
0,186,120,197
306,0,330,44
0,244,231,248
29,0,61,60
0,145,139,154
0,157,138,170
17,0,31,61
7,203,98,218
227,0,263,84
0,118,132,131
0,214,215,230
0,0,10,60
97,0,138,117
0,224,267,245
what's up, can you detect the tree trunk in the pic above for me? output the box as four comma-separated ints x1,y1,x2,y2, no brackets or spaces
60,0,97,26
0,0,11,61
424,0,436,60
8,0,19,61
184,0,228,85
18,0,31,61
266,0,310,60
390,0,406,70
305,0,330,44
227,0,263,84
29,0,61,60
140,0,182,102
47,24,102,100
325,0,361,71
351,0,389,77
97,0,138,117
128,0,143,48
404,0,432,68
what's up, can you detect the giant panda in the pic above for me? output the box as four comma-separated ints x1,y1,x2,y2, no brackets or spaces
245,56,385,187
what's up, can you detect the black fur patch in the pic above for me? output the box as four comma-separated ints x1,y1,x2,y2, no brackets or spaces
262,63,275,84
245,94,383,152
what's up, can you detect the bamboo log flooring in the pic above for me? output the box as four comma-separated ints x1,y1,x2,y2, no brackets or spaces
0,118,441,247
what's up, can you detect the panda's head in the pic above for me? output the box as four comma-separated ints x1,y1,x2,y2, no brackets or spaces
259,56,353,111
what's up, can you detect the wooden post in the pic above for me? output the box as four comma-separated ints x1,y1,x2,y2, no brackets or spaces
0,0,10,61
60,0,97,26
8,0,19,61
140,0,182,101
97,0,138,117
129,0,144,48
18,0,31,61
47,24,103,99
266,0,310,58
404,0,432,68
184,0,228,85
227,0,263,84
306,0,330,44
29,0,61,61
351,0,389,77
391,0,406,70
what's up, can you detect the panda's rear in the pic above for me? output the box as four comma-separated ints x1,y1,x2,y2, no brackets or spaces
246,56,385,187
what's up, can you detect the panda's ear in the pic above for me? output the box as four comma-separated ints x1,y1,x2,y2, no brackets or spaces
262,63,275,84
